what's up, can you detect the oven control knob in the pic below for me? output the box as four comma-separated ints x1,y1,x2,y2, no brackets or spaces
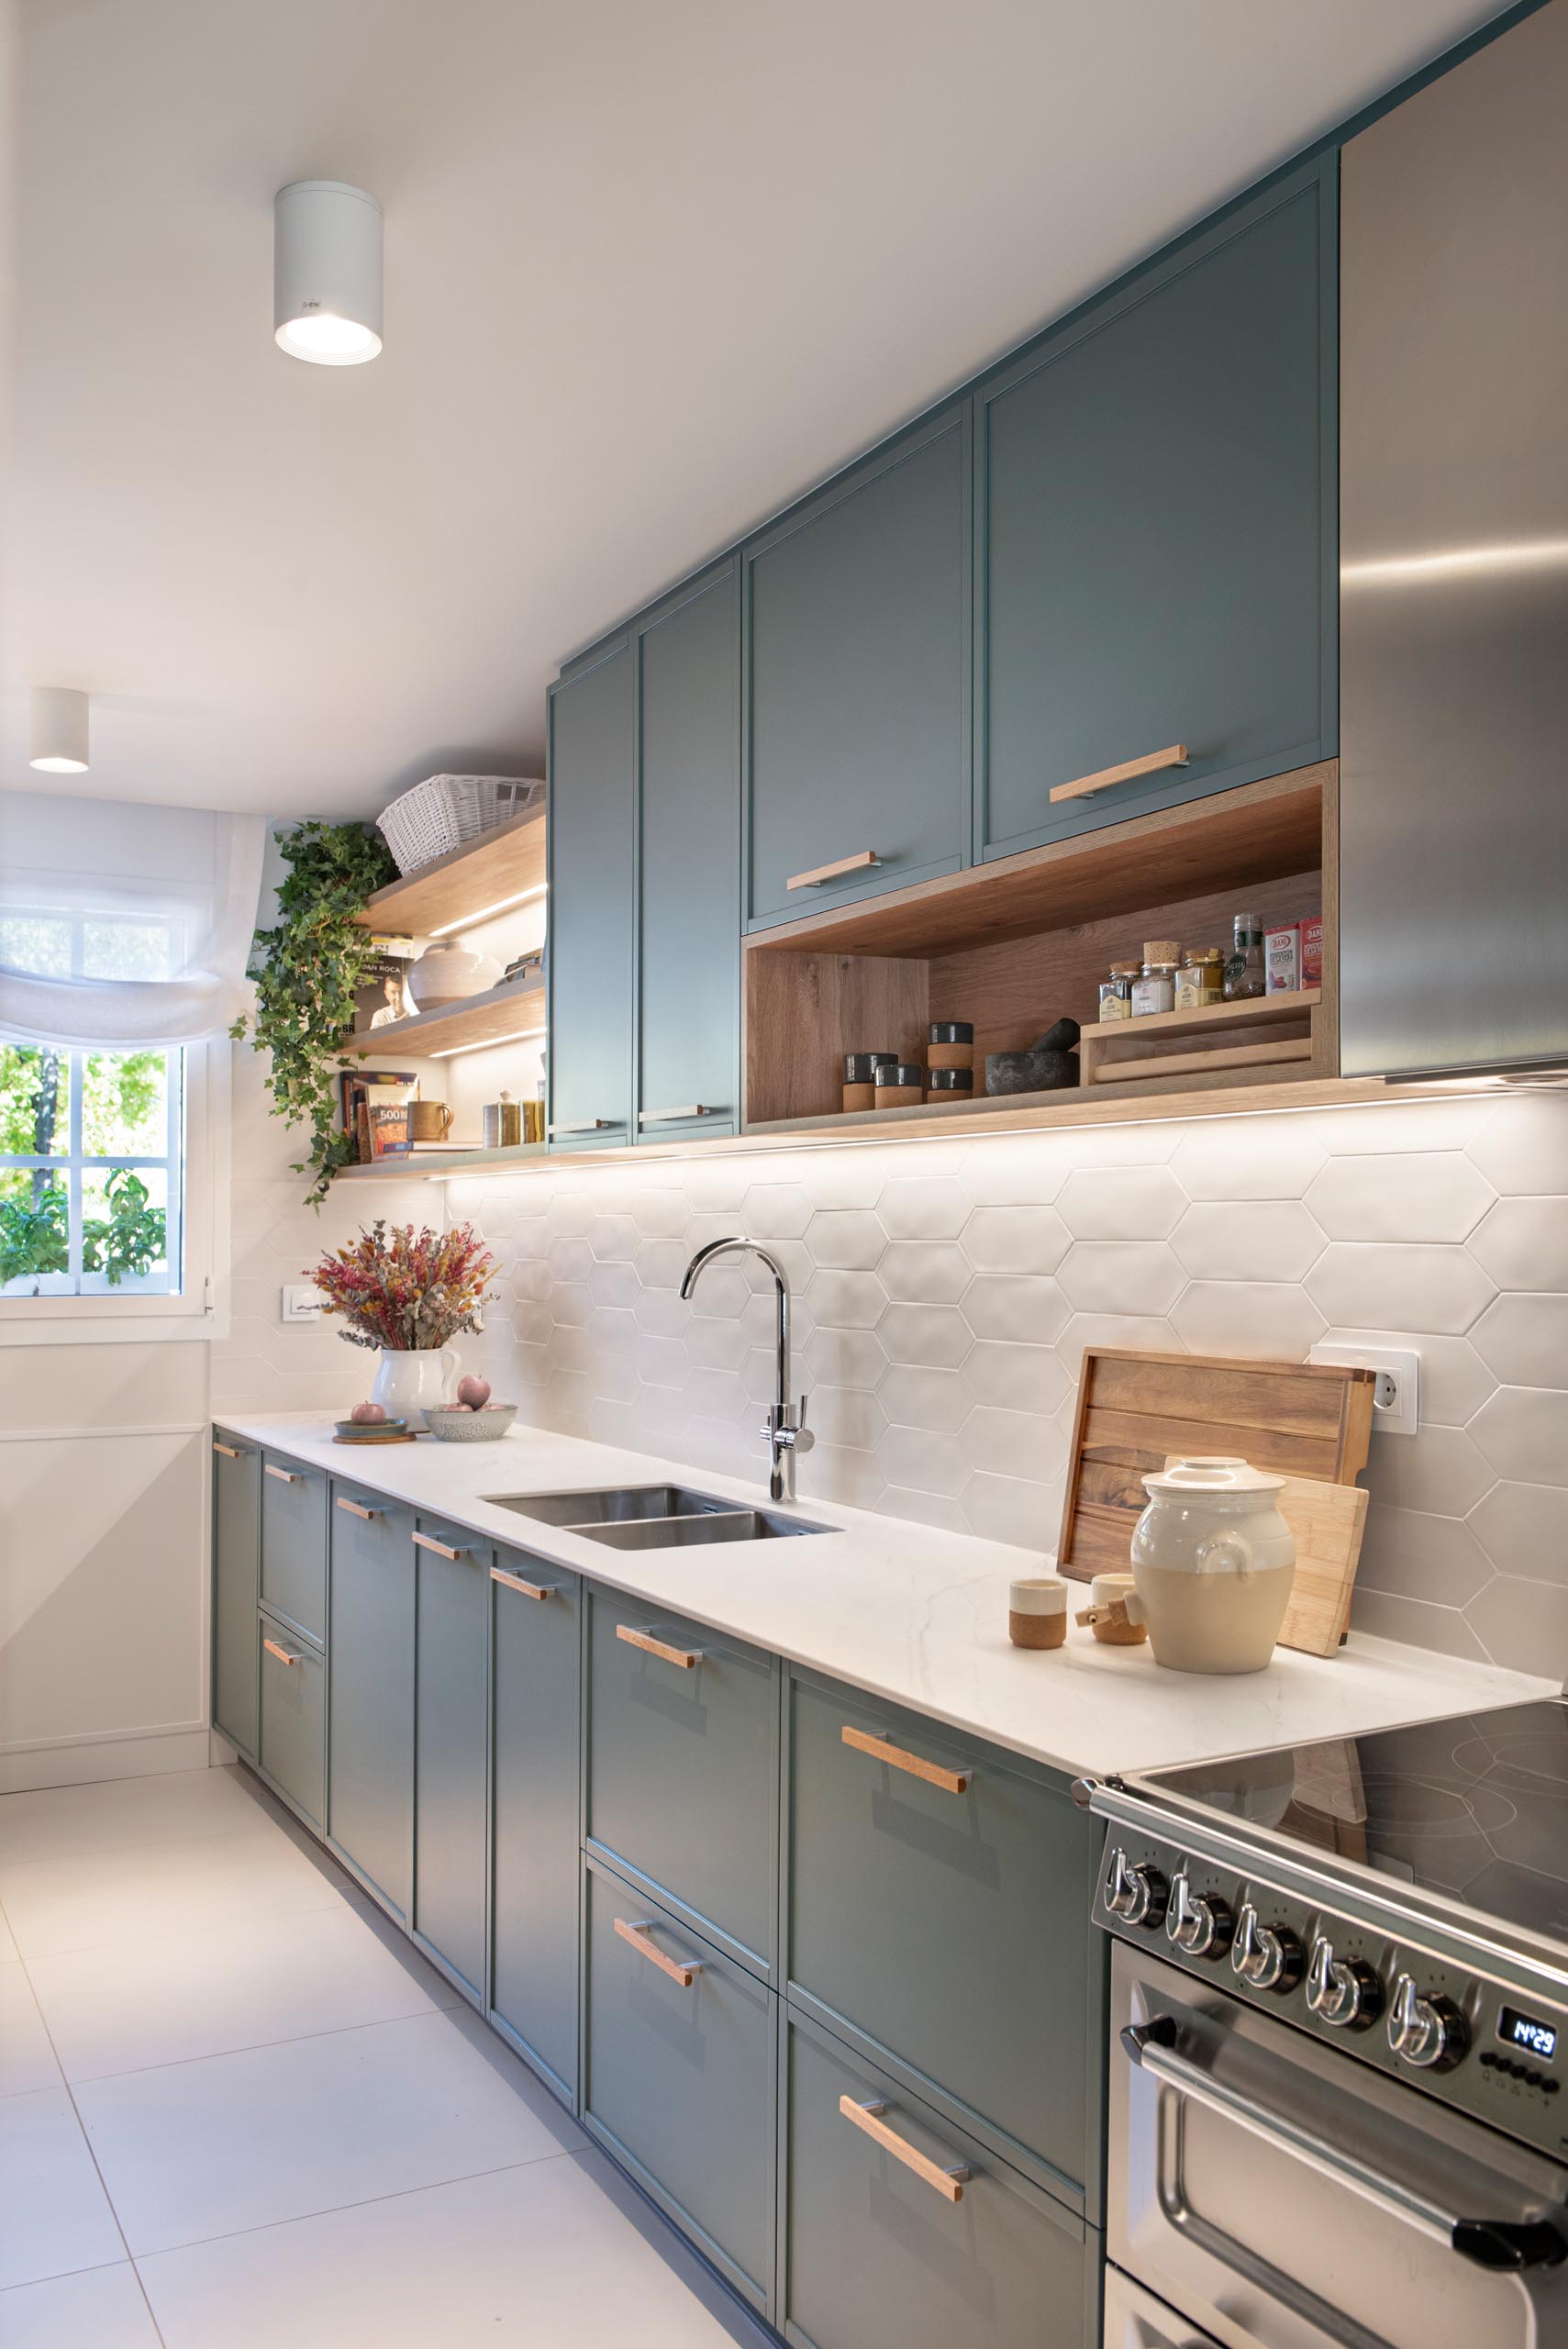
1386,1972,1467,2071
1166,1872,1233,1960
1306,1934,1382,2029
1104,1847,1167,1929
1230,1902,1304,1993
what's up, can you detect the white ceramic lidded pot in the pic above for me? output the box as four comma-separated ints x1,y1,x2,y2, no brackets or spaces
406,938,501,1011
1129,1456,1296,1675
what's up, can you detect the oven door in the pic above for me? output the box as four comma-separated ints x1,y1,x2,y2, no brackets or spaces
1108,1940,1568,2349
1105,2266,1221,2348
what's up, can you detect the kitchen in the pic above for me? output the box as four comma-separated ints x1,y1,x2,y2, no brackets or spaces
1,3,1565,2345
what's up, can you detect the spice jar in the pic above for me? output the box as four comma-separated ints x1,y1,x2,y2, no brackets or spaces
874,1063,925,1109
1131,941,1180,1018
1225,912,1266,1001
842,1053,883,1113
1175,946,1225,1009
1098,963,1139,1020
928,1021,974,1072
482,1090,522,1149
926,1067,973,1103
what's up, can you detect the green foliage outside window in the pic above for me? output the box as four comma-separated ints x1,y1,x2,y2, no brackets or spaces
0,1045,171,1287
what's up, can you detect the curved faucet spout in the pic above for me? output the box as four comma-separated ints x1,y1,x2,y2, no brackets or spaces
679,1235,810,1503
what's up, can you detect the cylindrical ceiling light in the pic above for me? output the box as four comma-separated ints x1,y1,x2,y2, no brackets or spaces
29,687,90,774
273,180,383,365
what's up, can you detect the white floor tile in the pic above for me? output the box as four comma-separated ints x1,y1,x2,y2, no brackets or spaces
0,1961,62,2098
139,2152,757,2348
0,1826,342,1961
0,2088,124,2290
0,1905,17,1964
30,1903,460,2083
78,2008,584,2256
0,1765,269,1865
0,2262,161,2347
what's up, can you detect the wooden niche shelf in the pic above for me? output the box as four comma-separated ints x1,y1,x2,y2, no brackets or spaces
743,763,1339,1132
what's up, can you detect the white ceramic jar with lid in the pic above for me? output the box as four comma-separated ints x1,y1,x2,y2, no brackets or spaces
1129,1455,1296,1675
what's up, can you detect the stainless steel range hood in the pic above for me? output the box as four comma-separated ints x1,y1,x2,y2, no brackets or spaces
1339,0,1568,1081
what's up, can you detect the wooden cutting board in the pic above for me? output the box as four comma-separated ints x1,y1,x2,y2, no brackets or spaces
1056,1348,1376,1657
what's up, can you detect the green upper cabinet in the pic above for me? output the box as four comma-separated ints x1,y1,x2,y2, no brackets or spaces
635,563,740,1140
547,639,635,1149
744,406,972,928
976,157,1336,862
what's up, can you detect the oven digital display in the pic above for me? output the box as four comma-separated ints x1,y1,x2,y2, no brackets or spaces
1497,2004,1558,2062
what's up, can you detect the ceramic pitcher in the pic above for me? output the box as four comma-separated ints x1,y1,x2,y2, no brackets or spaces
369,1345,461,1431
1129,1455,1296,1675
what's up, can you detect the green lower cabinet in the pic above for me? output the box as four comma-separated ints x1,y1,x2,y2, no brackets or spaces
781,2009,1096,2349
412,1520,490,2003
257,1610,325,1831
490,1552,581,2103
259,1453,328,1646
327,1488,415,1919
583,1854,776,2316
211,1434,261,1762
786,1673,1098,2197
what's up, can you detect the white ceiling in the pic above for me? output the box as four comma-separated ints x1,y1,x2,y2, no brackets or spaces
0,0,1507,818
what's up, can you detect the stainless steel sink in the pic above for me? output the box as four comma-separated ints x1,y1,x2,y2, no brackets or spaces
482,1484,828,1548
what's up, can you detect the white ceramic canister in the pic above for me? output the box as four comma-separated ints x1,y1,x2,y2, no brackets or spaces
406,938,502,1010
368,1344,461,1431
1129,1455,1296,1675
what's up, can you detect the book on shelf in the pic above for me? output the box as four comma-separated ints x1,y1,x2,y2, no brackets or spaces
353,935,416,1032
367,1102,415,1161
339,1069,419,1163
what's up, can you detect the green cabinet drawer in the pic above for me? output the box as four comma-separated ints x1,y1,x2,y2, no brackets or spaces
787,1675,1097,2191
490,1549,580,2103
328,1486,415,1920
211,1432,260,1761
977,159,1334,861
745,408,970,928
413,1519,490,2002
782,2009,1094,2349
585,1589,779,1976
547,639,635,1149
258,1609,325,1831
259,1452,328,1645
584,1855,775,2314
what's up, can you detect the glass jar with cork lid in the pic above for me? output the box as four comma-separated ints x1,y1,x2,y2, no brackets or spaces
1131,941,1181,1018
1175,946,1225,1009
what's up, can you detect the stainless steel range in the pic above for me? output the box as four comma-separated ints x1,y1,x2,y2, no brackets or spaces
1079,1698,1568,2349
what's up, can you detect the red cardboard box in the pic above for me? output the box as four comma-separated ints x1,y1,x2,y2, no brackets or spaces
1300,915,1324,988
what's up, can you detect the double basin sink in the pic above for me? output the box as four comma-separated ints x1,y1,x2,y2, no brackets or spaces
483,1483,828,1552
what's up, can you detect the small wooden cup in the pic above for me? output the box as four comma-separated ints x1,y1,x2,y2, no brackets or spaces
1008,1576,1069,1650
1075,1571,1148,1645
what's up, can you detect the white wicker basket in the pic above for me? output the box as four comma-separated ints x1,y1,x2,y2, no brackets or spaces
376,775,544,875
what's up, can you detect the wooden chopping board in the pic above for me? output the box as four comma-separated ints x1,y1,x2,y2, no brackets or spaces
1056,1348,1376,1657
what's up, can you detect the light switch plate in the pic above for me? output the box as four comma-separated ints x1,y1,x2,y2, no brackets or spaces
282,1286,326,1323
1309,1341,1419,1436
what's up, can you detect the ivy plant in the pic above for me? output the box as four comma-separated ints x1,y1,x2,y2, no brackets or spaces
230,819,397,1207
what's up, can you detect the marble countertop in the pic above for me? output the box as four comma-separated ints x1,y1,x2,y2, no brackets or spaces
217,1412,1551,1781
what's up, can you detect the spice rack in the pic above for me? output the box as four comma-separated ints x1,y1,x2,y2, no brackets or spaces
1077,986,1323,1087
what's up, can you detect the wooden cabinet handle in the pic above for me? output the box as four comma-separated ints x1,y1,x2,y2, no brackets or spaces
549,1117,617,1136
1049,742,1188,805
786,849,880,892
639,1104,723,1126
413,1531,471,1560
614,1916,702,1987
616,1623,702,1670
492,1564,551,1601
262,1637,302,1666
212,1440,241,1459
264,1464,303,1485
840,1724,971,1794
336,1497,381,1521
837,2096,971,2202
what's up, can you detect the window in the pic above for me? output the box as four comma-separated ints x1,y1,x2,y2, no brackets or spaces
0,1042,184,1297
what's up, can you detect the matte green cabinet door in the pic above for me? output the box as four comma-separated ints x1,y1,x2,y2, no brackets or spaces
258,1611,325,1831
745,408,970,926
211,1433,260,1761
548,640,634,1149
327,1488,414,1920
413,1521,489,2000
636,564,740,1141
490,1551,580,2101
259,1453,328,1645
978,160,1334,860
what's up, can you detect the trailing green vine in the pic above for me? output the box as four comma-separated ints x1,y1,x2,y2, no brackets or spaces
229,819,397,1207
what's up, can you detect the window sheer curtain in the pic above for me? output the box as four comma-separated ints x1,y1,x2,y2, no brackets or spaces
0,792,265,1047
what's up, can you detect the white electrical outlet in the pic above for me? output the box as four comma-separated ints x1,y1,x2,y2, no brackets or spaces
282,1286,326,1323
1309,1341,1419,1436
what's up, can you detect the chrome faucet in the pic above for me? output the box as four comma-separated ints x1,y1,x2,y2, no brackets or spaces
680,1236,813,1504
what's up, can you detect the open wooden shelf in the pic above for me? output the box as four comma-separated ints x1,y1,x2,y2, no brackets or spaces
743,763,1338,1128
337,1141,548,1181
1080,986,1321,1086
355,811,546,938
343,974,546,1060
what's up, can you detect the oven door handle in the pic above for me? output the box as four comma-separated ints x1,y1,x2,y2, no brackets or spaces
1122,2017,1567,2275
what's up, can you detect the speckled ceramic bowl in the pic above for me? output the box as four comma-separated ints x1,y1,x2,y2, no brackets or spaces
424,1404,518,1442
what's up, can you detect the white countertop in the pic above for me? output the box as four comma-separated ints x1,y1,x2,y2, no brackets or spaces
218,1413,1552,1782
